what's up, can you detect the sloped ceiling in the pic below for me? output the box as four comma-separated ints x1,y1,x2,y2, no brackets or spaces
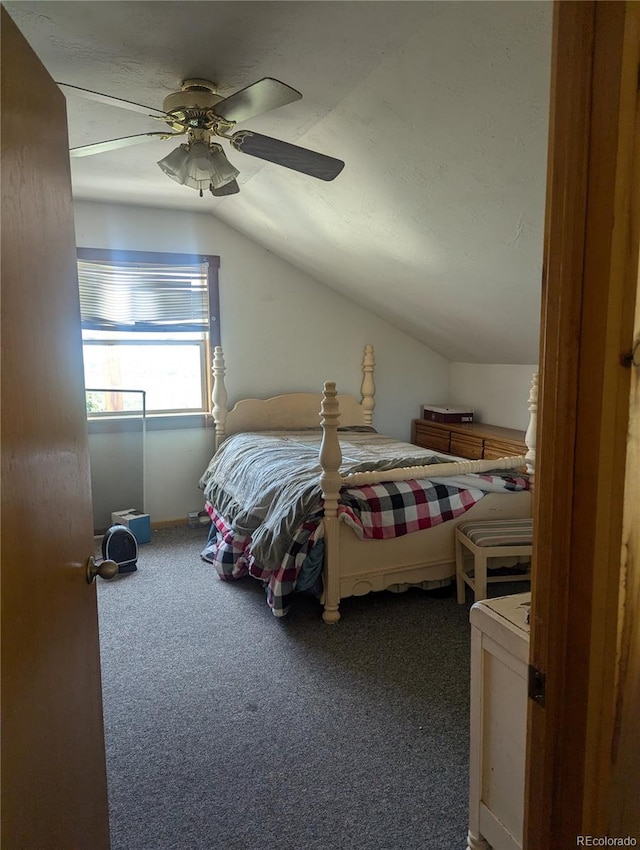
6,1,552,363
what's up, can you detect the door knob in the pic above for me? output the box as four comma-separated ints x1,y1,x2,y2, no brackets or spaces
86,556,119,584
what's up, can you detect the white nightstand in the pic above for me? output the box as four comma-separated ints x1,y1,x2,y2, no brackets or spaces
467,592,531,850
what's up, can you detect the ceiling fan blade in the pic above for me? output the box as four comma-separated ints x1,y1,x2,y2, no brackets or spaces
230,131,345,181
70,133,178,158
57,83,168,119
210,179,240,197
213,78,302,123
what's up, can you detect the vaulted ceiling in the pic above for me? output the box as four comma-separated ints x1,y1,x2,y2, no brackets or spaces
7,1,552,363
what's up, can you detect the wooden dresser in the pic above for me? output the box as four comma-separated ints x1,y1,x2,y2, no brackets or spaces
411,419,526,460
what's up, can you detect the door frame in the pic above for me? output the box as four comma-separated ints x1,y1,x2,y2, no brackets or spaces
525,1,640,845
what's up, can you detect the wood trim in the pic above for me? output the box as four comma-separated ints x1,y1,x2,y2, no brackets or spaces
525,2,640,846
608,5,640,838
96,519,193,532
580,5,640,833
151,518,190,529
76,246,221,266
525,4,594,842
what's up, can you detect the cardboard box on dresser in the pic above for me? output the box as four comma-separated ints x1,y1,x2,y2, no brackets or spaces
421,405,474,424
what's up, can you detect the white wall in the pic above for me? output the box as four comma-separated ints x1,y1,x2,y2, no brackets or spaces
88,426,214,531
76,201,450,523
449,363,538,432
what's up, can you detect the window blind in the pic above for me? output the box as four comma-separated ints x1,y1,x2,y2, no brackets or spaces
78,259,209,332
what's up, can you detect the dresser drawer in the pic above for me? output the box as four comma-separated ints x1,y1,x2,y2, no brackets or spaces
413,422,451,453
483,438,526,459
450,435,483,459
411,419,526,462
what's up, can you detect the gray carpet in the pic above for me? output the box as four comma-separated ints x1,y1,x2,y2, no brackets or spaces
97,526,515,850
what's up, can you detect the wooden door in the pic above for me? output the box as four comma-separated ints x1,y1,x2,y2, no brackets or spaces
0,10,111,849
525,2,640,845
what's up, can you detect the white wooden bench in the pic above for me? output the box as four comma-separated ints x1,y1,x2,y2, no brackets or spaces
455,517,533,603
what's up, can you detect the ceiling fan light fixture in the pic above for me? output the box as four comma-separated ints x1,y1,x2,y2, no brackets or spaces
183,140,219,191
158,141,239,193
206,144,240,189
157,144,190,184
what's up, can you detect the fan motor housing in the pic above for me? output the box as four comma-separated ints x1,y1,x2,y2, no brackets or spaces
162,79,223,115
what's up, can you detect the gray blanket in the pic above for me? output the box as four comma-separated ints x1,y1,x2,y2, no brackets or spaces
199,428,474,570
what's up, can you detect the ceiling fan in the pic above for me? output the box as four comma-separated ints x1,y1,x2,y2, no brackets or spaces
58,77,345,197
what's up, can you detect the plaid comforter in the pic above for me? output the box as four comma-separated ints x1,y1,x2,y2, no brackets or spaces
200,430,529,617
338,478,483,539
203,504,325,616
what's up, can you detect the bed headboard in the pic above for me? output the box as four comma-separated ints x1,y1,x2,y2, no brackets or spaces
211,344,376,448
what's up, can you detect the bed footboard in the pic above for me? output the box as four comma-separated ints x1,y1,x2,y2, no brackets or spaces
335,491,532,601
318,373,537,623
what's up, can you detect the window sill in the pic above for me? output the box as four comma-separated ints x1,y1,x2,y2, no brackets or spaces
87,412,213,434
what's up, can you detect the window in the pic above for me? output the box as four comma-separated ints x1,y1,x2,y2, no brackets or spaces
78,248,220,416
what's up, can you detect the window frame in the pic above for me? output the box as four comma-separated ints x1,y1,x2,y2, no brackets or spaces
77,247,220,421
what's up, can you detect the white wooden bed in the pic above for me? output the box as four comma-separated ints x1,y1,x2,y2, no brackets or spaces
208,344,536,623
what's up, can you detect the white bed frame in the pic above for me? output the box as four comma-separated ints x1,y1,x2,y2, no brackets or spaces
211,345,537,623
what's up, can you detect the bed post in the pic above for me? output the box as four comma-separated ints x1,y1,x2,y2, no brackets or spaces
525,371,538,486
319,381,343,624
211,345,229,451
361,344,376,426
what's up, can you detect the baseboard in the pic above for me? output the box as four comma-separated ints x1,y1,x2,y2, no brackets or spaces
151,518,189,529
94,516,207,536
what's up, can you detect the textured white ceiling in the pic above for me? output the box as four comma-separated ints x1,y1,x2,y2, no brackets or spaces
7,1,552,363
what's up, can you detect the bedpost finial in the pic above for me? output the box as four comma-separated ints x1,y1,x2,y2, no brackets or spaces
320,381,340,426
363,344,375,367
213,345,226,372
525,370,538,483
212,345,229,450
361,344,376,426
